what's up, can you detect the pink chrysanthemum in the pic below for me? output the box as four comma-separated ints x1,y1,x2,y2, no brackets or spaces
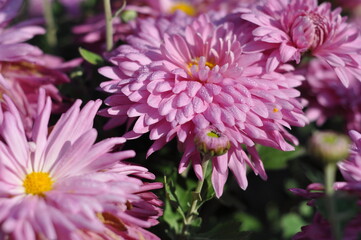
0,92,162,239
302,59,361,131
0,0,79,134
241,0,361,87
100,15,307,197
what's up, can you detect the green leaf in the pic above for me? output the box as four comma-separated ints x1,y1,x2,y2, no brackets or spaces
78,47,104,65
200,161,215,205
280,213,306,238
163,176,186,234
257,145,305,170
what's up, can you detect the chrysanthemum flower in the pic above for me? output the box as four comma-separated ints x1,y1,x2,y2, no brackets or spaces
241,0,361,87
100,15,307,197
0,0,77,134
0,92,162,239
302,59,361,131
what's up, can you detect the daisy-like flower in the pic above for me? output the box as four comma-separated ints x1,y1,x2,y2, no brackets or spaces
302,59,361,131
0,92,162,239
241,0,361,87
100,15,307,197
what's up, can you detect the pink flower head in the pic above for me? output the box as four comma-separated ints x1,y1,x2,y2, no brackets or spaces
0,0,44,62
0,92,162,239
303,59,361,131
0,0,78,134
100,15,307,197
241,0,361,87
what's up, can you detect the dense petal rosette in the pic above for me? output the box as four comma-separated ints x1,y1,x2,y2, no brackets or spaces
100,14,307,197
241,0,361,86
0,92,162,239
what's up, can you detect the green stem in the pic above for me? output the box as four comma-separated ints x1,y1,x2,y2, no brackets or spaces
324,163,341,240
181,159,210,238
103,0,114,51
42,0,57,47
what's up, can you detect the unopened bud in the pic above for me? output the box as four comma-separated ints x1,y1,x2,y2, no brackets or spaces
309,131,350,164
194,127,231,157
121,10,137,23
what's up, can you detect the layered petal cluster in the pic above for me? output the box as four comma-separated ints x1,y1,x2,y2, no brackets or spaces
302,59,361,131
0,0,77,134
100,15,307,197
241,0,361,86
0,93,162,239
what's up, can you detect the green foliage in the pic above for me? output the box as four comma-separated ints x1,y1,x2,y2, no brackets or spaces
280,213,306,238
235,213,262,231
258,145,305,170
78,47,104,65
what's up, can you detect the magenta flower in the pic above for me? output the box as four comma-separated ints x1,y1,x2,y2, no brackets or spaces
100,15,307,197
302,59,361,131
0,93,162,239
241,0,361,87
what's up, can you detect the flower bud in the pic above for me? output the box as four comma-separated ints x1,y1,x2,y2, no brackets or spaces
194,127,231,157
309,131,350,164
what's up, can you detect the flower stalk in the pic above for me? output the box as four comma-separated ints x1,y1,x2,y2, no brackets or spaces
324,162,341,240
181,158,210,238
103,0,114,51
42,0,57,47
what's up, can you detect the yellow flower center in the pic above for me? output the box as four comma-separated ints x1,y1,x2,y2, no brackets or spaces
273,108,279,113
23,172,53,196
169,2,196,16
188,58,215,70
